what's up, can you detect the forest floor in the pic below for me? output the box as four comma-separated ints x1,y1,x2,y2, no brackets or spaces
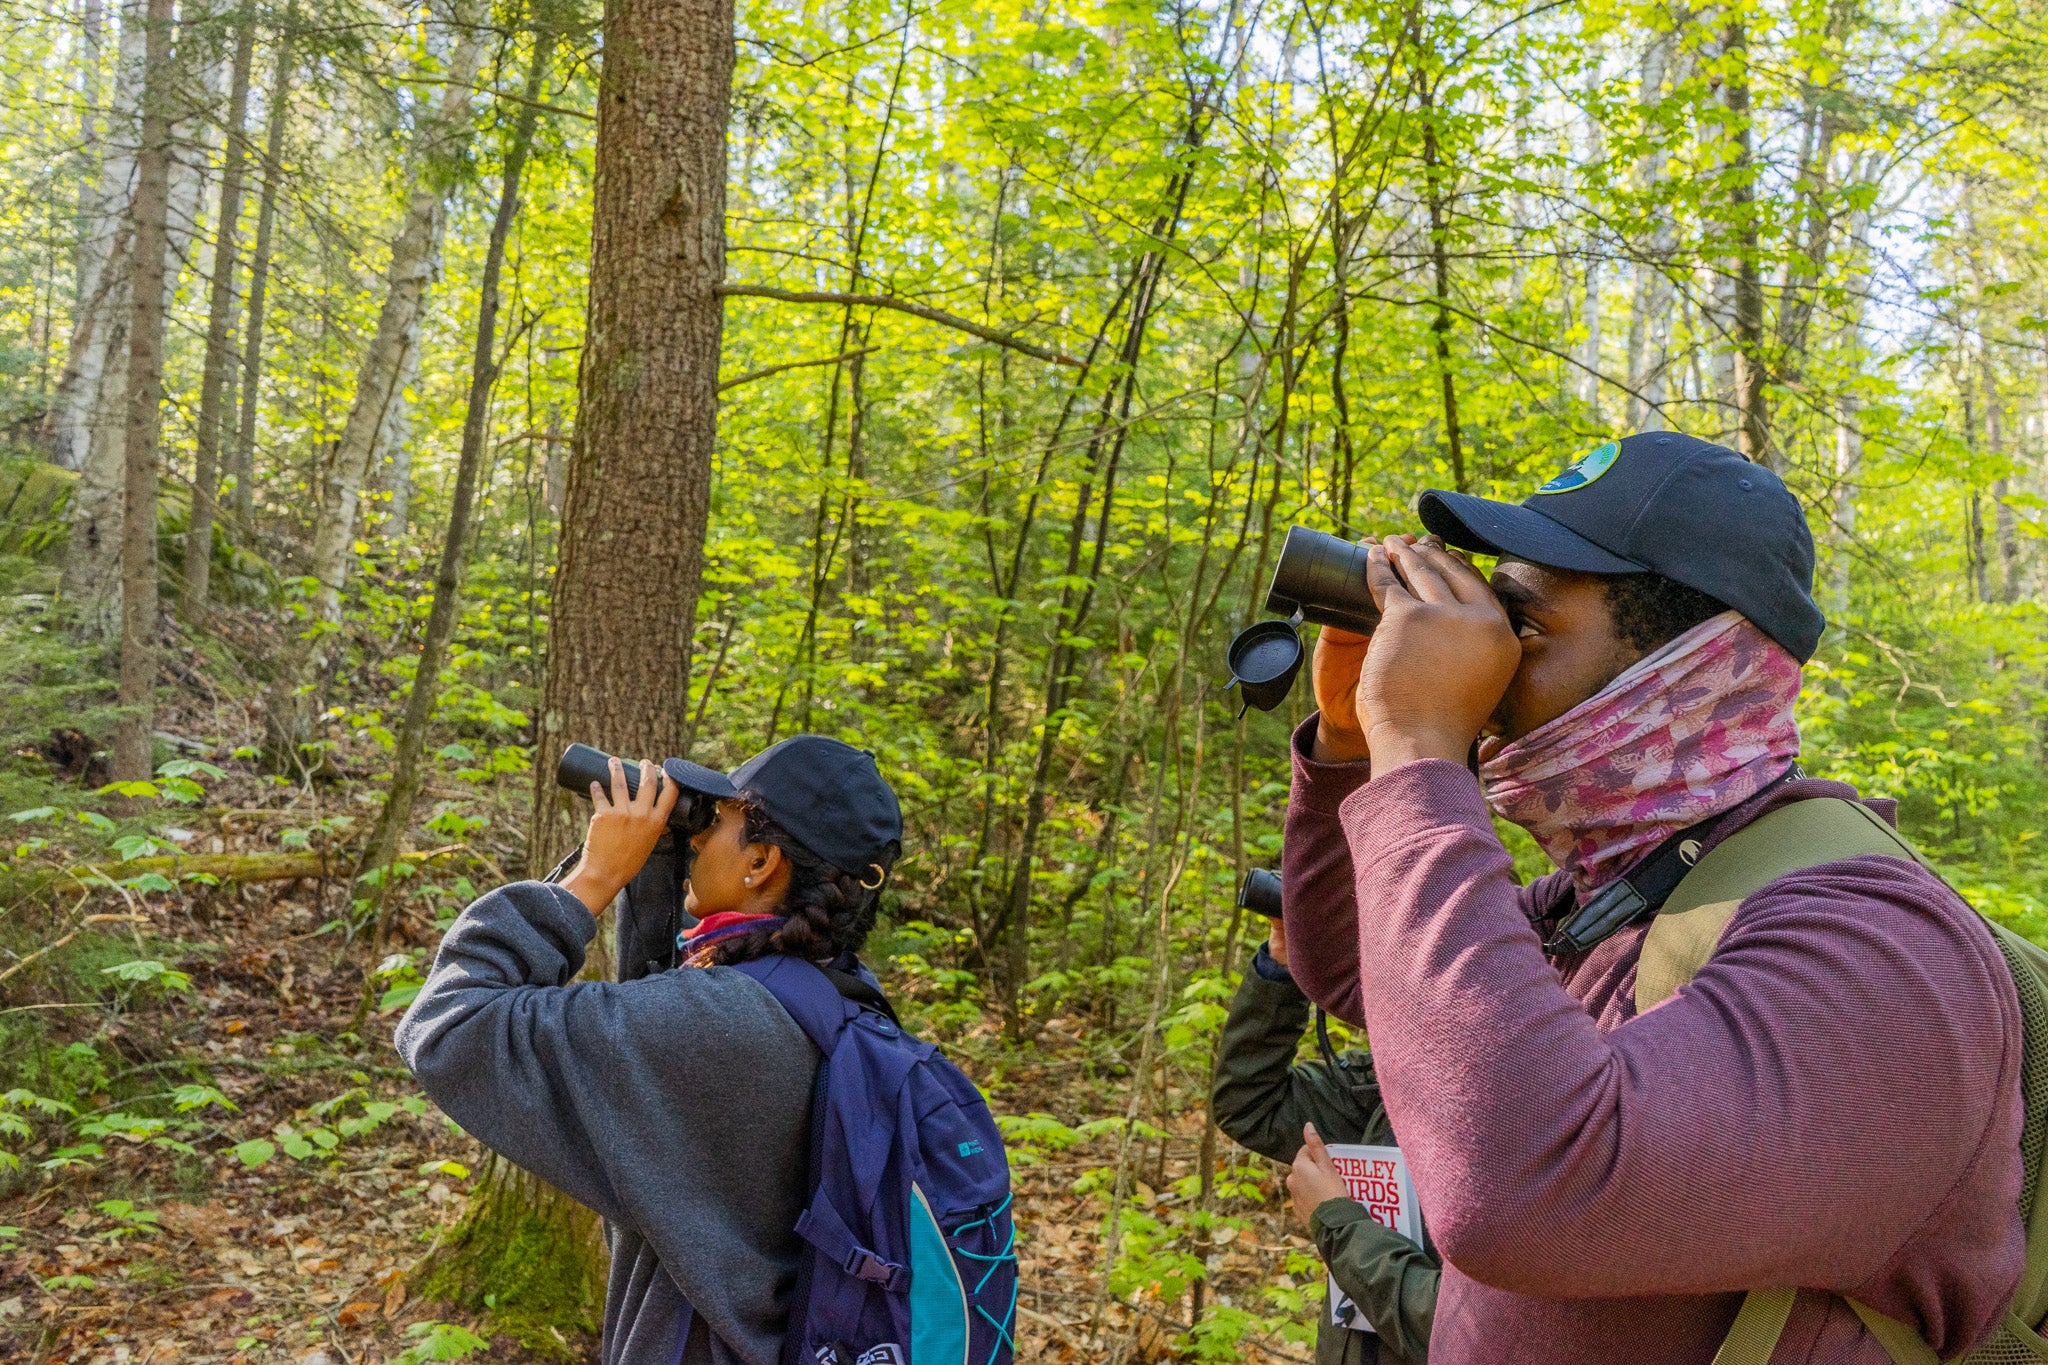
0,650,1318,1365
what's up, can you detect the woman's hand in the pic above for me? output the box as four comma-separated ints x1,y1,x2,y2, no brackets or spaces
1266,913,1289,967
559,757,678,915
1310,533,1416,764
1359,538,1519,770
1288,1123,1352,1232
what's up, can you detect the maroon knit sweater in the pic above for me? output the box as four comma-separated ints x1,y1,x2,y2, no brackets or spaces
1279,718,2025,1364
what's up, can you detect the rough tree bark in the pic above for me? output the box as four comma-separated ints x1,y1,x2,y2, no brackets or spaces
182,7,256,617
231,26,291,528
523,0,734,872
112,0,175,784
304,13,487,626
421,0,735,1341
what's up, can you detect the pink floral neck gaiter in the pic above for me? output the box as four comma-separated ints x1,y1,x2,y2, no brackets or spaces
1478,610,1802,897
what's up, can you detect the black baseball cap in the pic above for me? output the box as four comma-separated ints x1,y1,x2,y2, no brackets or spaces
660,736,903,880
1416,431,1825,661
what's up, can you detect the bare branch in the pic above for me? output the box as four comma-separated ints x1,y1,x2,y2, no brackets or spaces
718,345,880,393
717,284,1081,367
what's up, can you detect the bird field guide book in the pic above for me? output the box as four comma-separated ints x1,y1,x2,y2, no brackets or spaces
1325,1143,1419,1333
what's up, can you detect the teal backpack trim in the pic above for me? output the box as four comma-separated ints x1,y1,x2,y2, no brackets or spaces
908,1183,969,1365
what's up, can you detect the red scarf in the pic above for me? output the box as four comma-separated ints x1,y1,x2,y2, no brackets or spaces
679,911,782,967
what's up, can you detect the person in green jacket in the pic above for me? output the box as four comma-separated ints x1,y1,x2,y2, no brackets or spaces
1212,910,1438,1365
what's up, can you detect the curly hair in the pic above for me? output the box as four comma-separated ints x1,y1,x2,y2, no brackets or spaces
690,802,893,968
1602,572,1729,655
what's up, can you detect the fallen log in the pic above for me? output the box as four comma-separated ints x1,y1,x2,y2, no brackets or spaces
5,844,471,899
9,851,333,897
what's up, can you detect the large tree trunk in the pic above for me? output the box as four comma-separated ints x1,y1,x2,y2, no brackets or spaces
182,7,256,617
361,33,555,887
112,0,175,785
231,27,291,528
523,0,734,873
425,1,734,1344
304,16,487,626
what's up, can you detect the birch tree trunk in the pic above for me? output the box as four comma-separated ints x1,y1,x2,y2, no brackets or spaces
231,28,291,528
1721,19,1770,464
112,0,174,784
182,7,256,617
304,15,487,626
1625,33,1685,430
362,32,555,886
49,0,146,478
72,0,106,305
63,8,218,635
369,338,421,538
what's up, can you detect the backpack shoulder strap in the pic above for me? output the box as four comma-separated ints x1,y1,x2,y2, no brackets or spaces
732,955,857,1054
1636,797,1922,1016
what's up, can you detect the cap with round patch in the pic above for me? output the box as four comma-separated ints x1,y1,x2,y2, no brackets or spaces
1533,440,1621,495
1417,431,1824,662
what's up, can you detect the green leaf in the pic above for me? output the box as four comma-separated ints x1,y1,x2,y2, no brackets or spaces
7,806,56,822
231,1138,276,1168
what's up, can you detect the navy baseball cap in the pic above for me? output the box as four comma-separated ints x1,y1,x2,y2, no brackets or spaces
660,736,903,880
1416,431,1825,661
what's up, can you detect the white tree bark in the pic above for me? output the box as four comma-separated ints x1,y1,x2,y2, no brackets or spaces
371,336,421,536
305,16,486,624
1625,33,1687,431
62,4,221,634
1827,171,1878,624
49,0,145,476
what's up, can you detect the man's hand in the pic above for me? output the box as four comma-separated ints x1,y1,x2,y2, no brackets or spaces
1288,1123,1351,1232
559,756,678,915
1310,533,1417,764
1267,913,1289,967
1360,538,1519,770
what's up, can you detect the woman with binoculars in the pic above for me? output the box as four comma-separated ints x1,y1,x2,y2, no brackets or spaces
392,736,1018,1365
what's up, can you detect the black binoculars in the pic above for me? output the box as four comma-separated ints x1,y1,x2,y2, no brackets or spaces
1238,867,1283,920
555,743,716,837
1226,526,1383,714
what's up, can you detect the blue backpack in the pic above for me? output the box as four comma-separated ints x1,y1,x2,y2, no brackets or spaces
731,954,1017,1365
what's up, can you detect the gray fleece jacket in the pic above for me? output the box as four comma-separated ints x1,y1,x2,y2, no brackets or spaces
393,880,817,1365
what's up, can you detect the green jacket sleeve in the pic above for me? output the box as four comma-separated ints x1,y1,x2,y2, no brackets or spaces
1313,1197,1439,1365
1211,945,1385,1162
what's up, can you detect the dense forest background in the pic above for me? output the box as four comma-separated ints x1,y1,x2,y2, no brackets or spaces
1,0,2046,1360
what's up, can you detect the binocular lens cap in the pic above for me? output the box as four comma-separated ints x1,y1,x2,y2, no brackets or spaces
1226,620,1304,714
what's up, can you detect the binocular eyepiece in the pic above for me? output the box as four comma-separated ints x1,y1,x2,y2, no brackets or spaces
555,743,715,836
1226,526,1384,715
1237,867,1283,920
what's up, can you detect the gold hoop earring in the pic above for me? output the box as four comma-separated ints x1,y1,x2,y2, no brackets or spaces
860,864,886,891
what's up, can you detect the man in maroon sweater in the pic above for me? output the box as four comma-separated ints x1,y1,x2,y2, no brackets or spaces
1280,432,2025,1363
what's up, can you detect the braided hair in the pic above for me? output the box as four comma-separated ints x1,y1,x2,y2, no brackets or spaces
691,801,894,968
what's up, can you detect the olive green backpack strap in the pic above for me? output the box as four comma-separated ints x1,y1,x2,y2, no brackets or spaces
1645,798,2048,1365
1636,796,1918,1016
